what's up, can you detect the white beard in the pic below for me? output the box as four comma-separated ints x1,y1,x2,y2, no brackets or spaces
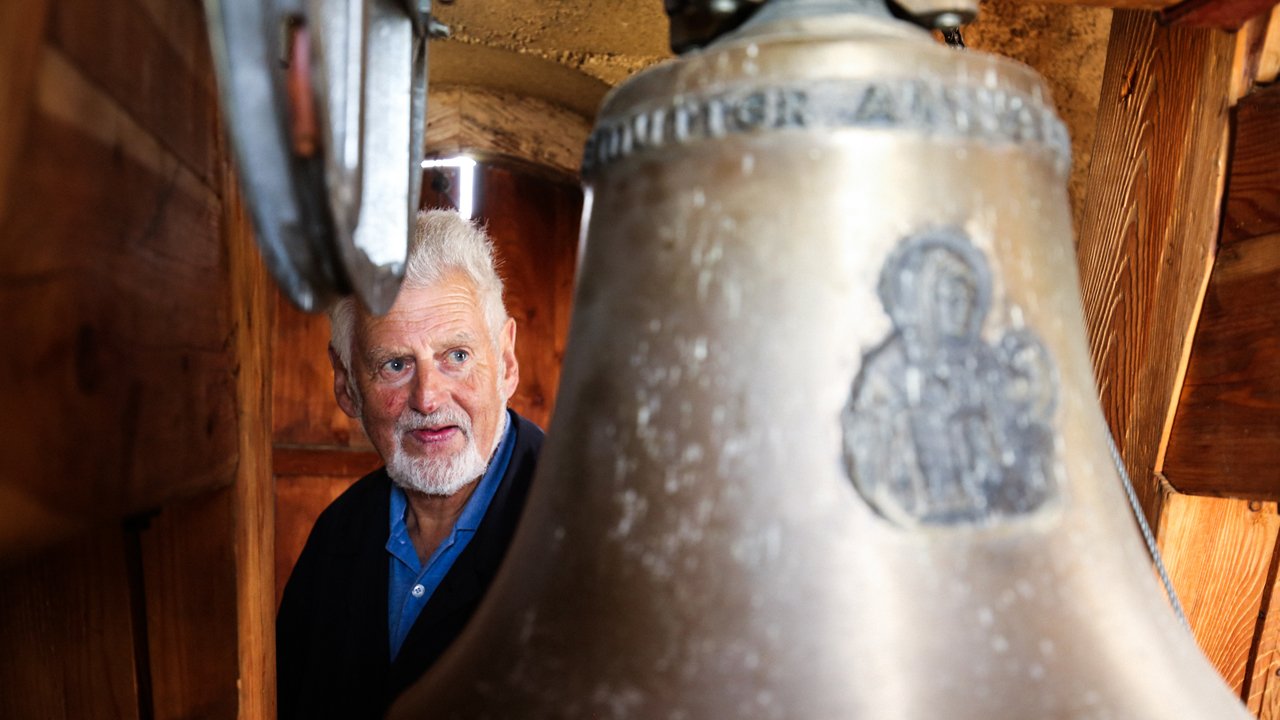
385,406,502,496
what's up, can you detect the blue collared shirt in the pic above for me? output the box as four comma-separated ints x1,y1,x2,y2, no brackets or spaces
386,410,515,660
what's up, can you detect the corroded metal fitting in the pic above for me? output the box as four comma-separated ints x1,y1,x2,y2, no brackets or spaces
664,0,979,53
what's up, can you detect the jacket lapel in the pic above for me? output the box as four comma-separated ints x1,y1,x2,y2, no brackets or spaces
338,471,394,678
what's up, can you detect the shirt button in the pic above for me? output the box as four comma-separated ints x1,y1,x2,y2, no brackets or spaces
411,584,425,598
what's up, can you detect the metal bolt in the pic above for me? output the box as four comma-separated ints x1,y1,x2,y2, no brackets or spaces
934,11,965,28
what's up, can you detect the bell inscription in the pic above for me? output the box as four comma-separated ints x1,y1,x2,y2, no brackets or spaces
842,229,1058,527
582,78,1071,175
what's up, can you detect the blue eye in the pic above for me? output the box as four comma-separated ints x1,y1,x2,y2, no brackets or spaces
448,349,469,364
382,358,408,374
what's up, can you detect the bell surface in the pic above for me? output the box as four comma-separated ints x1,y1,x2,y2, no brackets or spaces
392,1,1252,717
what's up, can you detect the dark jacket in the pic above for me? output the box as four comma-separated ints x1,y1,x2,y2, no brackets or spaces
276,412,543,720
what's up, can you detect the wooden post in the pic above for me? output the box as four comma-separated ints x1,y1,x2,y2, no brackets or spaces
1075,9,1236,527
226,155,276,718
0,0,276,716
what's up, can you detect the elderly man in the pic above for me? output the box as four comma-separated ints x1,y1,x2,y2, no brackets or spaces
276,210,544,719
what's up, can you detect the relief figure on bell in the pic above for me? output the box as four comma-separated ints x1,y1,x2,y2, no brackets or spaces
842,229,1058,527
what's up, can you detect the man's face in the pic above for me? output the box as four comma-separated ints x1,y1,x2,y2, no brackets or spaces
332,270,518,496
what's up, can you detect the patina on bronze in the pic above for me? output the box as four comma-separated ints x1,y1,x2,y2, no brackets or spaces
391,0,1253,717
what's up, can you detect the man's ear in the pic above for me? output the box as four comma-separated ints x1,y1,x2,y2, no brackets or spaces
329,346,361,419
499,317,519,401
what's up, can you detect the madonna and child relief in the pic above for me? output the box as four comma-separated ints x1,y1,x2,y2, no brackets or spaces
842,229,1059,528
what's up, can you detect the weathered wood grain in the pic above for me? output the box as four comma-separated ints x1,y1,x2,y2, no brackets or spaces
1075,10,1235,526
1041,0,1274,14
139,491,240,719
1158,493,1280,695
1,0,275,715
1261,10,1280,81
426,85,594,176
46,0,218,186
1222,84,1280,246
225,152,277,720
0,47,238,542
134,0,214,79
1164,0,1280,28
1231,12,1274,102
1248,542,1280,717
1163,233,1280,499
0,530,143,719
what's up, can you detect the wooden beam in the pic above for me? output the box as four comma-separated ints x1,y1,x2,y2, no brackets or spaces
1158,494,1280,696
1222,83,1280,246
1075,10,1235,526
225,148,277,718
1261,9,1280,81
273,446,383,478
0,45,239,558
426,85,594,177
1039,0,1178,8
1163,232,1280,499
1038,0,1279,25
1230,11,1274,103
45,0,218,186
1163,87,1280,499
1163,0,1280,29
1247,540,1280,717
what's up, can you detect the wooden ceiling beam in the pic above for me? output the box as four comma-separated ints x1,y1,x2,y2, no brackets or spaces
1164,0,1279,28
1035,0,1278,29
1035,0,1177,8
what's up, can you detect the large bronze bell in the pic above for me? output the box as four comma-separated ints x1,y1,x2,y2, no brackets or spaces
392,0,1253,717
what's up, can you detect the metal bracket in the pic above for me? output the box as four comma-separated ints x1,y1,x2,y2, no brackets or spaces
663,0,977,53
204,0,435,314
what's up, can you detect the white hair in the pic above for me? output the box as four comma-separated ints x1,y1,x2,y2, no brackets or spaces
328,209,509,375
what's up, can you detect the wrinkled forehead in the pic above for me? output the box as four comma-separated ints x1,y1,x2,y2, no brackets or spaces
354,270,491,351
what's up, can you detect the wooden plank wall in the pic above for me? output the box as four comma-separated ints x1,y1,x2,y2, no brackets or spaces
273,157,582,604
0,0,274,717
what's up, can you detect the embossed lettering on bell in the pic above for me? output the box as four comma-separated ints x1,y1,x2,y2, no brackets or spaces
391,0,1253,717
